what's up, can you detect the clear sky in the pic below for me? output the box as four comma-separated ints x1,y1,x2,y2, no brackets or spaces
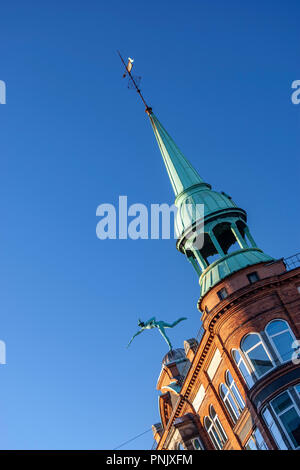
0,0,299,450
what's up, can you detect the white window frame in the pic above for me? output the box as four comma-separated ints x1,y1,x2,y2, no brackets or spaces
262,407,288,450
232,348,255,388
265,319,296,364
270,389,300,450
241,332,275,379
219,383,240,423
191,437,204,450
204,406,228,450
204,416,222,450
225,370,245,412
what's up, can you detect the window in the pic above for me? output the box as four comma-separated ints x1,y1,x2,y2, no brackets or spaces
213,222,241,255
265,319,296,364
245,428,268,450
204,405,228,450
247,272,259,284
225,371,245,411
200,233,221,265
270,390,300,449
220,383,240,423
232,349,255,388
262,408,288,450
191,437,204,450
217,287,228,301
295,384,300,398
241,333,274,378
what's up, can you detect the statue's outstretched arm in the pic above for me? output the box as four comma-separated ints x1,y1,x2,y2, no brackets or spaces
127,329,144,348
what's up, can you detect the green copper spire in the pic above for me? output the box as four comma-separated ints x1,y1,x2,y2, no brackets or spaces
148,111,204,197
146,108,273,300
118,55,272,301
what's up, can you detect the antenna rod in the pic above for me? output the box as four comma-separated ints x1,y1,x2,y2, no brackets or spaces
117,51,152,113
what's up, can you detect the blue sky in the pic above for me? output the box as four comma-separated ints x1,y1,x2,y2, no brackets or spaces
0,0,299,450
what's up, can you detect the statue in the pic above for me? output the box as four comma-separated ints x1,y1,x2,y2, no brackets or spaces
127,316,187,351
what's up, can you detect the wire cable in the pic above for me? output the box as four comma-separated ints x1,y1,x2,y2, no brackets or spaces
113,428,153,450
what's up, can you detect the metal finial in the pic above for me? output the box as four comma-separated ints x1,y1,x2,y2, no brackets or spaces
117,50,152,113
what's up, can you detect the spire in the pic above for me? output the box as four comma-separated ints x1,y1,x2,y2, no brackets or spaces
147,111,205,197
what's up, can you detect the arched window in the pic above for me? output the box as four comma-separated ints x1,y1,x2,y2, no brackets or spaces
199,233,221,265
225,371,245,411
241,333,274,378
265,319,296,364
219,383,240,423
213,222,241,255
232,349,255,388
204,406,228,450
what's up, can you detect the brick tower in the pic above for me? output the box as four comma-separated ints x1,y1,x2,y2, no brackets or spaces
146,110,300,450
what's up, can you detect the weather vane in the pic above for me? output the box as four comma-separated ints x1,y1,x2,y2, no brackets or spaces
117,51,152,114
127,316,187,351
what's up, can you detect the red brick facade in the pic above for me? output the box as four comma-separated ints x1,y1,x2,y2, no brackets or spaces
154,260,300,450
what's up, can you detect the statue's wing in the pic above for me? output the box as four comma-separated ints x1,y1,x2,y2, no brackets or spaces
127,329,143,348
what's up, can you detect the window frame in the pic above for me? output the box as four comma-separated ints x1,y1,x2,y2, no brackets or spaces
265,319,296,365
204,406,228,450
269,389,300,450
217,287,228,301
241,332,275,379
219,383,240,424
191,437,204,450
245,427,268,450
262,407,288,450
225,370,245,412
247,271,260,284
231,348,255,389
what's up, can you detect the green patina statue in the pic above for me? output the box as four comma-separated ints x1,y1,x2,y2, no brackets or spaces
127,316,187,351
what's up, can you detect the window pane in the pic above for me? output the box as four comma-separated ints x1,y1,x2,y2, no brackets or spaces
226,371,245,410
295,384,300,397
248,344,273,377
239,361,255,388
272,392,293,414
210,428,222,450
204,417,211,431
266,320,287,336
245,429,268,450
193,438,202,450
232,383,245,410
232,349,241,363
247,272,259,284
280,408,300,448
245,437,257,450
226,371,234,386
272,331,294,362
220,384,227,399
242,334,260,351
215,417,227,444
262,409,288,450
226,395,239,422
210,406,216,419
253,428,268,450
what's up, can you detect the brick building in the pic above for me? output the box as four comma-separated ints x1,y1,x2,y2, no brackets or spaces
143,108,300,450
